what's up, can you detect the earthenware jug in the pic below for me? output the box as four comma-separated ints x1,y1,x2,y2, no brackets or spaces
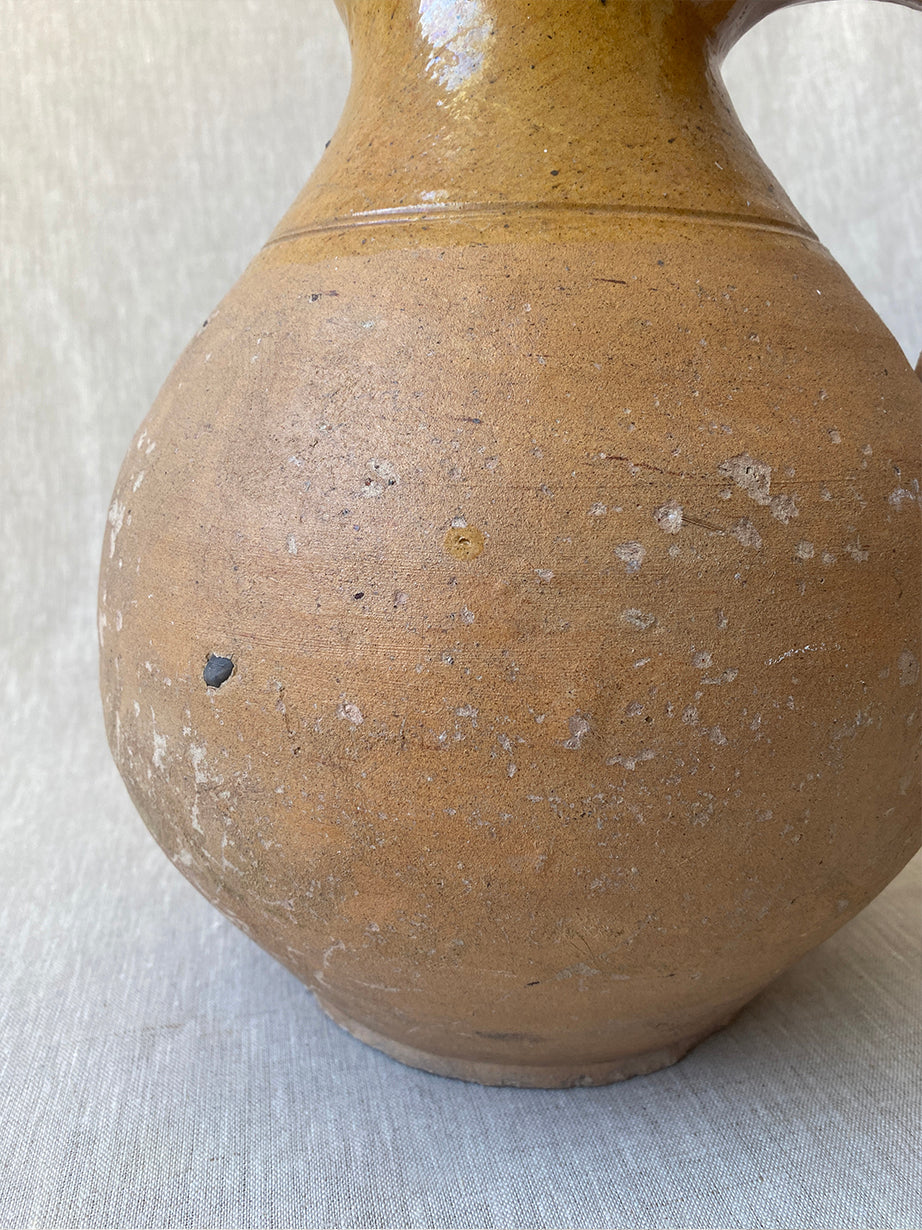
100,0,922,1086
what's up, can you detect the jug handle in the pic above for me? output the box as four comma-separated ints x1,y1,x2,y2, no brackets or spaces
708,0,921,59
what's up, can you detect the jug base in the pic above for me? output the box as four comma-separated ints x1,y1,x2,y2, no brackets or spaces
315,995,739,1088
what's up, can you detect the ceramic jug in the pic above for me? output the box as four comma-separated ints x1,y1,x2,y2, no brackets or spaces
99,0,922,1086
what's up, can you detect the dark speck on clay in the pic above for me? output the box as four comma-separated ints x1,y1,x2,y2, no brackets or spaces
203,655,234,688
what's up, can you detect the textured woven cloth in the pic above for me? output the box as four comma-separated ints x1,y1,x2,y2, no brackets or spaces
2,3,920,1227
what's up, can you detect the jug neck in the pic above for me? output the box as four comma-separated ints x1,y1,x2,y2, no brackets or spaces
271,0,810,242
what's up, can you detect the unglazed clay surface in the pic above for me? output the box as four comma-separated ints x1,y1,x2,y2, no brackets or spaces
99,0,921,1086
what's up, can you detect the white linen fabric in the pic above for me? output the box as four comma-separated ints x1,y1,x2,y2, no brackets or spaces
2,3,920,1227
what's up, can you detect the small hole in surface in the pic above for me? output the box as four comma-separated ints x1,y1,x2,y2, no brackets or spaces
203,655,234,688
444,525,485,561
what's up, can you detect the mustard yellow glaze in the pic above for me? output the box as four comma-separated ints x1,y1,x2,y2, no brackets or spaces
100,0,921,1085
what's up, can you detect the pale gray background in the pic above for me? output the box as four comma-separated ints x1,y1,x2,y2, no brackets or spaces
2,2,921,1228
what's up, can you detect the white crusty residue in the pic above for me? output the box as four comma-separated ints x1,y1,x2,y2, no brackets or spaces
731,518,762,550
653,500,684,534
898,649,919,687
189,743,210,785
718,453,772,505
362,460,399,498
152,730,167,769
606,749,655,770
564,714,591,749
107,498,127,558
621,609,657,631
889,480,919,508
770,493,798,524
702,667,739,685
614,541,646,574
765,642,834,667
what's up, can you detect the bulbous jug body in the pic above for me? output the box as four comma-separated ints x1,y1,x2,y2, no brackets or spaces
99,0,922,1085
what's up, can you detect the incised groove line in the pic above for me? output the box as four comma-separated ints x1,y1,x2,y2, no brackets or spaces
265,201,818,246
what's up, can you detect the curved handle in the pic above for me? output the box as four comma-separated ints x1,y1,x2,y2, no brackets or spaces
707,0,922,58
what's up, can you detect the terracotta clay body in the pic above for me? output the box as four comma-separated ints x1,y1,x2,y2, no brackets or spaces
99,0,922,1086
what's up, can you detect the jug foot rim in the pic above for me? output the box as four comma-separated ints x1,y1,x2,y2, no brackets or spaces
315,994,737,1088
